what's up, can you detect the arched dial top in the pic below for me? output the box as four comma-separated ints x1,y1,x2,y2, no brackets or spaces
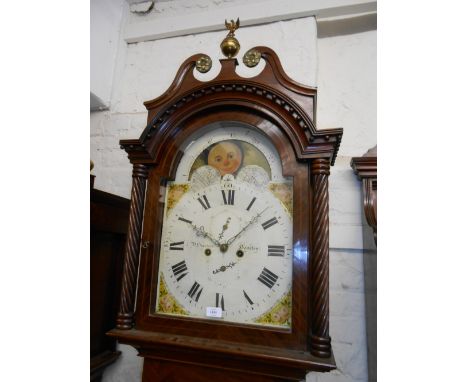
119,46,342,167
155,123,294,328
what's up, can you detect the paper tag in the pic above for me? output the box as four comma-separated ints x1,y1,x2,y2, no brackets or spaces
206,307,222,318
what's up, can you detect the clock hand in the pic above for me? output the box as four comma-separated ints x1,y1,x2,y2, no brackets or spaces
217,217,231,241
185,221,221,247
226,207,269,246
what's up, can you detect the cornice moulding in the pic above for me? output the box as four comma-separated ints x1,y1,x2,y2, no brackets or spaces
123,0,377,43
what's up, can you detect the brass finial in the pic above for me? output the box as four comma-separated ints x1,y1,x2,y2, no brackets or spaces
225,18,240,35
243,49,261,67
196,55,212,73
220,18,240,59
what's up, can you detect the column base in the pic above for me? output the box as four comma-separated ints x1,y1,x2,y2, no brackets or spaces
116,312,133,330
311,334,331,358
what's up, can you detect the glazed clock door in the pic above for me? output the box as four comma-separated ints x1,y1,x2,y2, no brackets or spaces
155,122,294,328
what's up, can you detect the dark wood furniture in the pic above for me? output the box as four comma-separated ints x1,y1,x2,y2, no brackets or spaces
351,146,377,244
351,146,377,382
91,177,130,381
109,47,343,381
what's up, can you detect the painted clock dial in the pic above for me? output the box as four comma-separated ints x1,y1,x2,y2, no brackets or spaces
155,123,293,328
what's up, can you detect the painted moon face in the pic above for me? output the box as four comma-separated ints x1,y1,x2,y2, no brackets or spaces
207,141,242,176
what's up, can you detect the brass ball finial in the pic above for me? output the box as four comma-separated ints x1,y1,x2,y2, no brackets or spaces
220,18,240,59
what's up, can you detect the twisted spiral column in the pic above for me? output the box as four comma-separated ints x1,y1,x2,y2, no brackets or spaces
116,164,149,330
310,158,332,358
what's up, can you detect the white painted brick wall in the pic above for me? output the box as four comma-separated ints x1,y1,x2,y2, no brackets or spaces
126,0,265,23
91,0,125,107
314,21,376,382
92,3,375,381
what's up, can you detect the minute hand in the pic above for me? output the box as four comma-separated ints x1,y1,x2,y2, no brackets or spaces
226,207,269,246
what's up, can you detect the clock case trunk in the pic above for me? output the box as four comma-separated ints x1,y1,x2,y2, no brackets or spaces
108,47,342,381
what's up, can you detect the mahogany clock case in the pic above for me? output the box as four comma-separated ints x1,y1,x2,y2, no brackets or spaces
109,47,342,379
137,114,309,349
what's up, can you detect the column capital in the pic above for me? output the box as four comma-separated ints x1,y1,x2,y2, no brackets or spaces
311,158,330,176
132,163,150,179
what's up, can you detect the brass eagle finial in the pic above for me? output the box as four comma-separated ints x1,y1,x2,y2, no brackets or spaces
225,18,240,35
220,18,241,58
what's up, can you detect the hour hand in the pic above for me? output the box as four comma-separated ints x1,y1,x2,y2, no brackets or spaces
189,223,220,247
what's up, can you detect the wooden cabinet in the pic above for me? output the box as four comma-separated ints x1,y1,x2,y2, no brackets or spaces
91,178,130,381
351,146,377,244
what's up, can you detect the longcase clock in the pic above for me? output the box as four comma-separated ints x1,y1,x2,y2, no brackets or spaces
108,24,342,381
